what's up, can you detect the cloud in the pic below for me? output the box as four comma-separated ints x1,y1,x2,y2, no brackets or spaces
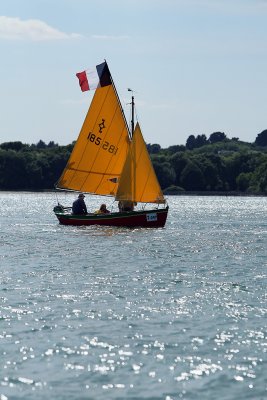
0,16,81,41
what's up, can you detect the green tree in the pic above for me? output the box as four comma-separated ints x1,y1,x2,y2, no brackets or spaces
169,152,189,186
166,145,186,155
0,141,27,151
252,159,267,193
0,151,28,189
209,131,227,144
36,140,46,149
195,134,208,148
236,172,253,191
186,135,196,150
255,129,267,146
180,161,205,190
153,160,176,189
193,155,220,190
147,143,161,154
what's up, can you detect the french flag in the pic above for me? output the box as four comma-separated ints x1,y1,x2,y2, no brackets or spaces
76,61,112,92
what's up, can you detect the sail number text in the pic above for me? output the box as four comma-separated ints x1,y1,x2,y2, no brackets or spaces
87,132,118,155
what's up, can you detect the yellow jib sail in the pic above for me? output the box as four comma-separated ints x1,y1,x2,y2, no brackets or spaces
57,84,130,196
116,123,166,204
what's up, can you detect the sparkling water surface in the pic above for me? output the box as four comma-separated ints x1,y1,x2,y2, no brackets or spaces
0,192,267,400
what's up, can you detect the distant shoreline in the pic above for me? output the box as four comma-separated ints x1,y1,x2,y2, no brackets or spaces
1,189,266,197
164,191,266,197
164,191,267,197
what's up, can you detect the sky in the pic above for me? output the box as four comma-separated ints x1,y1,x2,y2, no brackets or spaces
1,0,267,148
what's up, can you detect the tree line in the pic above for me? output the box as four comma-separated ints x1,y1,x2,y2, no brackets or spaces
0,130,267,194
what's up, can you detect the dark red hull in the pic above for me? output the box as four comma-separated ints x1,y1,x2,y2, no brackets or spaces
54,207,168,228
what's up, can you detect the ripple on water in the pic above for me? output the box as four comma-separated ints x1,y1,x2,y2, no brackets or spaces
0,193,267,399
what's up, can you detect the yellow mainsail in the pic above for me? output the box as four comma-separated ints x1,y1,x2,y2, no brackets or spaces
116,123,166,204
57,84,130,196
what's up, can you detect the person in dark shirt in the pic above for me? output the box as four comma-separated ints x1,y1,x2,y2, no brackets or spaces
72,193,88,215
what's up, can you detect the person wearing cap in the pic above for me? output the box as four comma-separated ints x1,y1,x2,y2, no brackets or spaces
72,193,88,215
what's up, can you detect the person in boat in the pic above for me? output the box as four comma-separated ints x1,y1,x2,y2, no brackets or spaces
118,200,136,212
94,204,110,214
72,193,88,215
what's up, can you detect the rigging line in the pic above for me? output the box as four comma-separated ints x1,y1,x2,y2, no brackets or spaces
110,74,131,140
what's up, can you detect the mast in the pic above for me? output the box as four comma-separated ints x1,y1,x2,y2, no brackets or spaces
127,89,136,199
128,88,135,139
131,95,134,139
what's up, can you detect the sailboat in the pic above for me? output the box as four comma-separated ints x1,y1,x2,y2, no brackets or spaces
53,61,168,228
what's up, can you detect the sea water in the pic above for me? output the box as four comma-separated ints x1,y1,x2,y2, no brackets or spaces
0,192,266,400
